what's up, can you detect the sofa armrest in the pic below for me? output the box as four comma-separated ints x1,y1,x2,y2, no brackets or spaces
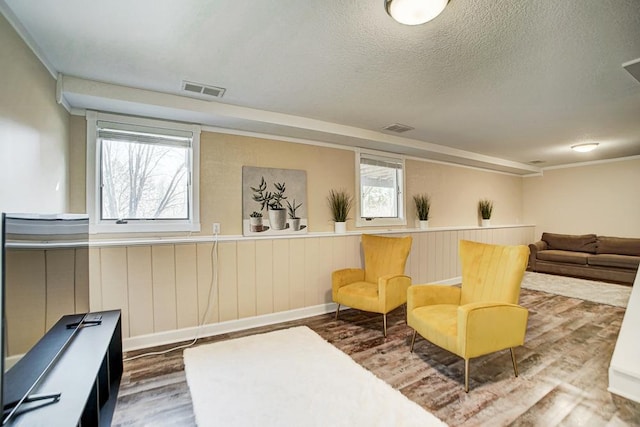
528,241,548,271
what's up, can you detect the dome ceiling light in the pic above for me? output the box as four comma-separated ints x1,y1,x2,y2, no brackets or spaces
571,143,599,153
385,0,449,26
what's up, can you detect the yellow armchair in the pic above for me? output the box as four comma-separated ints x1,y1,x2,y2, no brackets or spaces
407,240,530,392
333,234,412,336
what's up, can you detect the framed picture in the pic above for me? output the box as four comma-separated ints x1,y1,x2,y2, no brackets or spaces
242,166,307,236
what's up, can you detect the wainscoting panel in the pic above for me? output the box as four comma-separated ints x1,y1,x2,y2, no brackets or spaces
75,247,90,313
255,239,274,316
236,240,257,319
45,249,77,329
5,249,47,356
175,244,198,329
100,247,130,338
5,246,89,357
88,226,535,340
196,242,216,325
125,245,153,337
218,242,239,322
152,245,179,332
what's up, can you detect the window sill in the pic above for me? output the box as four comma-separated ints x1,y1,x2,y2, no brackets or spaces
90,222,201,234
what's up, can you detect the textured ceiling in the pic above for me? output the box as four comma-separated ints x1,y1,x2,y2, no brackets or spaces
2,0,640,174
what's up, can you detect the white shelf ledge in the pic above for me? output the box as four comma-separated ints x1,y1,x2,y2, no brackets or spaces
87,224,535,247
609,269,640,403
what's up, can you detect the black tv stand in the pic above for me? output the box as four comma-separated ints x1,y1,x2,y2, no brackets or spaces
4,310,122,426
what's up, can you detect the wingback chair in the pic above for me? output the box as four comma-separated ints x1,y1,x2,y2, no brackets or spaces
332,234,412,336
407,240,530,392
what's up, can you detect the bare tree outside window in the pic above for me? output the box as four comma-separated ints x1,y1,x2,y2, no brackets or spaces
360,162,399,218
101,139,189,220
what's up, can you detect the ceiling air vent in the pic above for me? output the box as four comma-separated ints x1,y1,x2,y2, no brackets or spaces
528,160,546,165
383,123,414,133
181,80,226,99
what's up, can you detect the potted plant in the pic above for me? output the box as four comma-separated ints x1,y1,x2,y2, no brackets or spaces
413,194,431,229
250,177,287,231
286,199,303,231
249,211,264,232
478,199,493,227
250,177,271,231
268,182,287,230
327,189,353,234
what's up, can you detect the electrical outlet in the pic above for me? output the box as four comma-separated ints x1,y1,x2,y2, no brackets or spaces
213,223,221,234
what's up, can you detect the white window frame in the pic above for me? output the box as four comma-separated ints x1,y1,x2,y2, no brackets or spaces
86,111,200,234
355,150,406,228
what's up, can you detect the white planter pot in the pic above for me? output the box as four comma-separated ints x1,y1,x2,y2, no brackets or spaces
249,216,264,232
334,222,347,234
419,220,429,230
481,219,491,227
288,217,301,231
268,208,287,230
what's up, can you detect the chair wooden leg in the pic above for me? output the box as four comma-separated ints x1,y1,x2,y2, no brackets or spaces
335,304,340,320
510,348,519,377
410,330,416,352
383,313,387,337
464,359,470,393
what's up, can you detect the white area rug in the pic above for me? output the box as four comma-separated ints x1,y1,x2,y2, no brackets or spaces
521,271,631,308
183,326,447,427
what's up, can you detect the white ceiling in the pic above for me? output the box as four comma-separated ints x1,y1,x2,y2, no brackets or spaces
2,0,640,174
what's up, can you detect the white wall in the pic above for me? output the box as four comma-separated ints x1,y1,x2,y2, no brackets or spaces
0,14,69,214
523,157,640,239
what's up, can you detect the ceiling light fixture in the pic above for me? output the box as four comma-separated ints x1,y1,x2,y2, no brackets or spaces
571,143,599,153
385,0,449,26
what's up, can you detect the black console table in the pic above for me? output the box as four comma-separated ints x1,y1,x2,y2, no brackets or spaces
5,310,122,426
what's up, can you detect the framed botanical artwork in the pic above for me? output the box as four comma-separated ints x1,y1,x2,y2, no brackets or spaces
242,166,307,236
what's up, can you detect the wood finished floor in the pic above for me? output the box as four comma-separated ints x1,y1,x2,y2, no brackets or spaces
113,288,640,426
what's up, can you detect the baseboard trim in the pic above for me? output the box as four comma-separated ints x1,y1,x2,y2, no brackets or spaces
123,302,340,352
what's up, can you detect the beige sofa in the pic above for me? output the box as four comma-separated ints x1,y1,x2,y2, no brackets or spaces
528,233,640,285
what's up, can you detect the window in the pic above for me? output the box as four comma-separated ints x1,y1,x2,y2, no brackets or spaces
355,151,406,227
86,112,200,233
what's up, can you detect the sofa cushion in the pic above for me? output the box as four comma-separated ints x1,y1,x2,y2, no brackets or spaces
588,254,640,270
596,236,640,257
537,250,589,265
541,233,597,253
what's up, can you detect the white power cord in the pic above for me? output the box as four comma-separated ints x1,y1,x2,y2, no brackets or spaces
123,231,219,362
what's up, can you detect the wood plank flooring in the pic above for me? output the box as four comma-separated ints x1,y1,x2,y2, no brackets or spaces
113,288,640,426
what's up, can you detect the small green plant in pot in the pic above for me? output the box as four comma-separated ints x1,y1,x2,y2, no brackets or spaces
327,189,353,233
286,199,303,231
478,199,493,227
249,211,263,232
413,194,431,229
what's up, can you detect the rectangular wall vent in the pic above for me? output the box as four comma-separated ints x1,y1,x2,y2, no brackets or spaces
181,80,226,99
382,123,414,133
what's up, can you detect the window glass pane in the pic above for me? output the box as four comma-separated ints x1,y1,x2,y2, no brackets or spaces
100,138,189,220
360,161,399,218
